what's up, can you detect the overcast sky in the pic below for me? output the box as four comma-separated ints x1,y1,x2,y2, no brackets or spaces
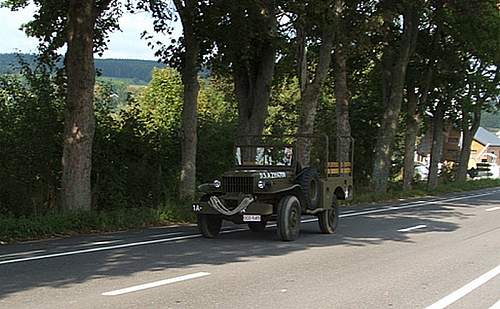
0,5,179,60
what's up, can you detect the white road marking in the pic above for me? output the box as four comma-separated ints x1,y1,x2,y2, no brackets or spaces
486,206,500,212
397,224,427,232
425,264,500,309
101,272,210,296
78,240,122,247
0,234,202,265
489,299,500,309
1,189,499,266
342,191,498,218
148,232,185,238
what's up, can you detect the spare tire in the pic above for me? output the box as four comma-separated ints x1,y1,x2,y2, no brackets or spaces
296,167,320,209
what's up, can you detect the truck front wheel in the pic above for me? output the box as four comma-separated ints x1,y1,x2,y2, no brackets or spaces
277,195,301,241
198,214,222,238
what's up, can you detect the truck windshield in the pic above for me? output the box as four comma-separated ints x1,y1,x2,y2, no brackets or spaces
235,146,293,167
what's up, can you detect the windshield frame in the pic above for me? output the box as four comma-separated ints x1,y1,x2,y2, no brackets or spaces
233,144,297,170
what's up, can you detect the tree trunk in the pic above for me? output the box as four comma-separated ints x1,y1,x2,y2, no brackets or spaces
61,0,96,211
296,30,334,166
233,3,276,144
427,102,445,190
402,86,419,190
456,107,481,182
334,42,351,162
296,23,308,94
371,7,419,192
176,0,200,201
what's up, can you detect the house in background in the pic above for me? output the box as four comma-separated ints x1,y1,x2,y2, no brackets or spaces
469,127,500,167
415,126,500,179
415,125,461,166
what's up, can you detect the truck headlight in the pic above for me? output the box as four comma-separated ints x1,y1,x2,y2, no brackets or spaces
213,179,221,188
257,180,266,189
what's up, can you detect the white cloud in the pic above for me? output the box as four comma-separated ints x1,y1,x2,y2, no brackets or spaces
0,5,39,54
0,5,181,60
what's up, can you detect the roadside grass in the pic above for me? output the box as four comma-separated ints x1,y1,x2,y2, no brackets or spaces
1,179,499,244
351,178,500,205
0,201,195,244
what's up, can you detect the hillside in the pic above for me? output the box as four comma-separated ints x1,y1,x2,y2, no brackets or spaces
482,111,500,129
0,53,166,84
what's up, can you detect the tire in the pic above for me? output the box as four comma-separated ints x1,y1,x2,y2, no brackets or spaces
198,214,222,238
248,221,267,232
277,195,301,241
318,197,339,234
296,167,320,209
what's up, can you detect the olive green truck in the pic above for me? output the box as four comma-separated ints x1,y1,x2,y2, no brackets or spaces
192,135,353,241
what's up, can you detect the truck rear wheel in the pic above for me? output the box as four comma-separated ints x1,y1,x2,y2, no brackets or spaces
277,195,301,241
198,214,222,238
318,197,339,234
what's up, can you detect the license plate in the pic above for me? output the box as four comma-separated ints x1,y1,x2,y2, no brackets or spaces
192,204,202,212
243,214,261,222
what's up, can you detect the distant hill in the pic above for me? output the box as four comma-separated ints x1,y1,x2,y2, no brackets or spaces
0,53,166,84
482,111,500,129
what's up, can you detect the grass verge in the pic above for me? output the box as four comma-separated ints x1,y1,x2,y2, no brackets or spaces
351,178,500,205
0,201,194,244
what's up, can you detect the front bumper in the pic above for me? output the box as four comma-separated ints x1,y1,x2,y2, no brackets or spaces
192,200,273,216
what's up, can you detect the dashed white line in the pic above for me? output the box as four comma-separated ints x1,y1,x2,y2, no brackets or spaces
486,206,500,212
101,272,210,296
1,190,499,266
424,264,500,309
397,224,427,232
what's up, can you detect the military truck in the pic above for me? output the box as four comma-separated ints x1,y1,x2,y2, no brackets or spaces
192,135,353,241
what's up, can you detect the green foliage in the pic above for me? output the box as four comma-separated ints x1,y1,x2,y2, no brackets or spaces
197,77,238,183
0,63,65,217
265,77,300,136
442,0,500,62
0,63,239,217
92,68,238,210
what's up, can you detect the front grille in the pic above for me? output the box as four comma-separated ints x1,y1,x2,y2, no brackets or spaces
222,176,254,193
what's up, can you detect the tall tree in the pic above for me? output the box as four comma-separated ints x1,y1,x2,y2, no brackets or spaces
209,0,278,142
331,0,375,162
370,2,419,192
143,0,204,201
174,0,201,201
292,1,335,165
402,56,434,190
3,0,122,210
427,100,445,190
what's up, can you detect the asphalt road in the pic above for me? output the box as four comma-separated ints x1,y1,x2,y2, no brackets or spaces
1,188,500,309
